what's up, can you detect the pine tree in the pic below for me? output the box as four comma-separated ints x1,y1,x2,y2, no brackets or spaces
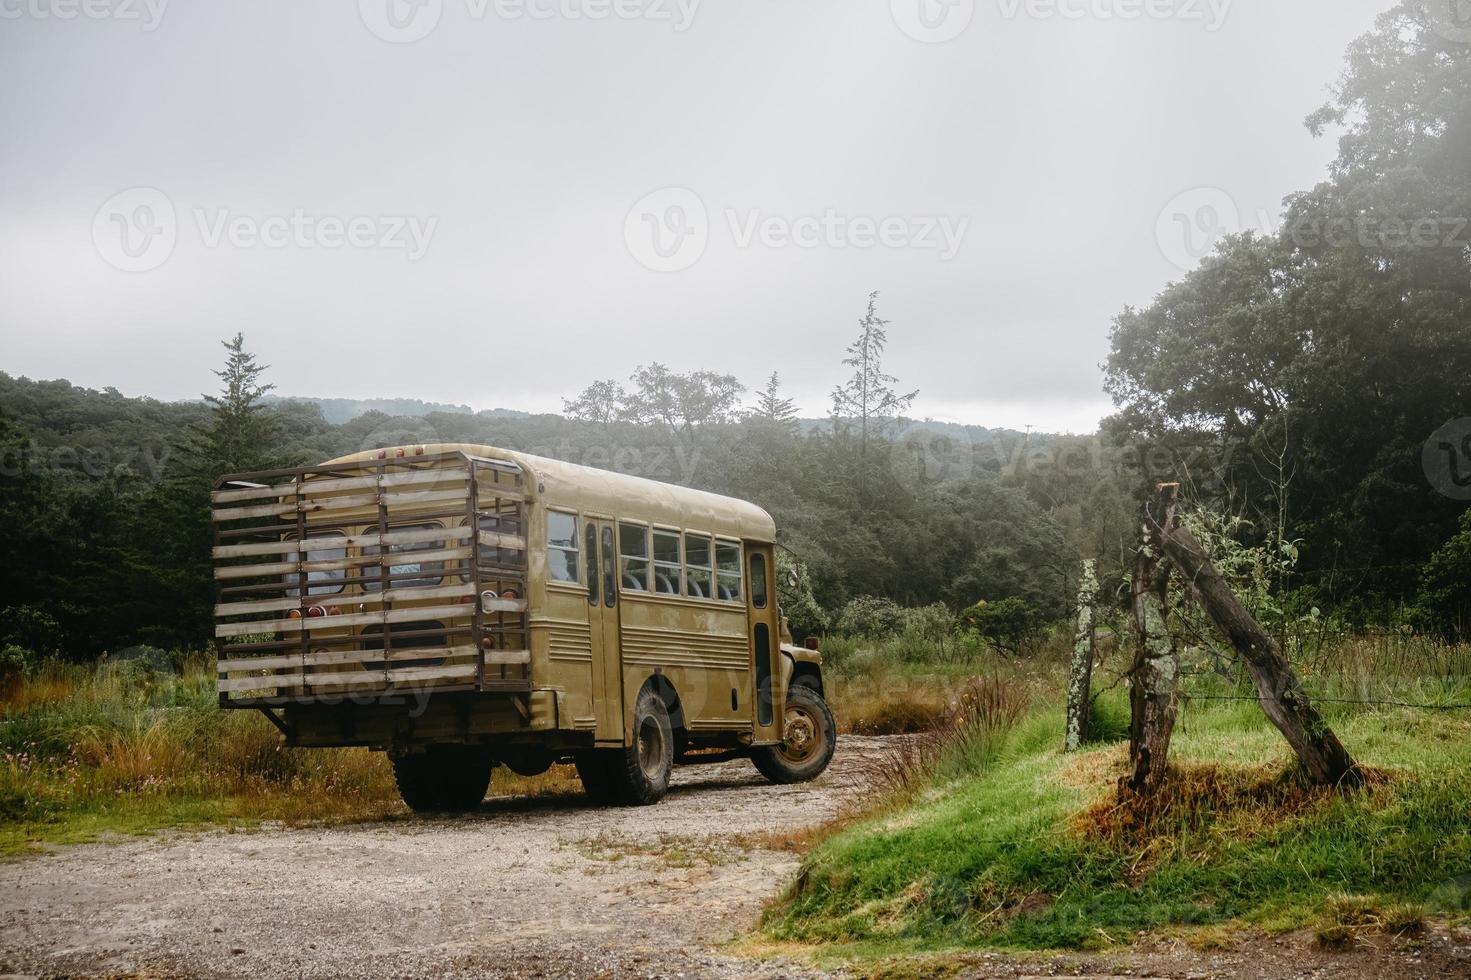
830,292,918,456
197,333,283,476
752,372,798,434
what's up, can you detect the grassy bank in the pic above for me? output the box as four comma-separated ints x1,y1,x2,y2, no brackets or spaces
0,656,578,855
765,637,1471,956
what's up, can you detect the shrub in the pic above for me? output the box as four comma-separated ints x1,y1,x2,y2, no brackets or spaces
836,595,906,638
962,597,1043,656
0,606,62,658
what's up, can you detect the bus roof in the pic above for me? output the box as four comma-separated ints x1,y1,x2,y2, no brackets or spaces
324,443,777,543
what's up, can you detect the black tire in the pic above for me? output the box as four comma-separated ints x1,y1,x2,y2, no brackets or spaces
393,744,493,813
752,684,837,785
577,687,674,806
574,753,621,804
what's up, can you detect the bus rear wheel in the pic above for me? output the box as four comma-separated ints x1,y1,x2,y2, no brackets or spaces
393,744,493,813
752,685,836,784
577,687,674,806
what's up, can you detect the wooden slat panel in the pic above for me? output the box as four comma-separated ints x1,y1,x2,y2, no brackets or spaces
480,597,527,613
477,531,527,551
216,644,479,674
484,649,530,665
212,500,298,521
211,467,472,505
213,545,472,580
212,525,472,559
296,662,479,688
380,488,470,509
214,602,471,638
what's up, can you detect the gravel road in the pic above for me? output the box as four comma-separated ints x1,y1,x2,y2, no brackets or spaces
0,737,894,980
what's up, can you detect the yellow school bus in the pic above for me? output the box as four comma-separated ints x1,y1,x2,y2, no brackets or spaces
211,444,833,811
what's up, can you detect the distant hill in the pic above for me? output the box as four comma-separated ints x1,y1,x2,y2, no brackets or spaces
262,396,531,426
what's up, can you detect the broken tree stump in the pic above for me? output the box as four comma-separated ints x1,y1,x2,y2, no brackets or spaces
1150,515,1363,789
1064,559,1098,753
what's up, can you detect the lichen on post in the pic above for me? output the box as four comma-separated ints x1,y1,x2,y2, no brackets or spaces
1064,558,1098,753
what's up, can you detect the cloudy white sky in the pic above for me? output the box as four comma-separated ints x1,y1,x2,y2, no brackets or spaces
0,0,1389,433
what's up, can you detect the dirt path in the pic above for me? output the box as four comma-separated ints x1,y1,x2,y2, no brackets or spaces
0,737,893,980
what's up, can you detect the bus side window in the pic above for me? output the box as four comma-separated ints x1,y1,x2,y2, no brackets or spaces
585,522,599,606
750,553,768,609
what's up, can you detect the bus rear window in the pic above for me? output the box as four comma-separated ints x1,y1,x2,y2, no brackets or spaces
363,523,445,591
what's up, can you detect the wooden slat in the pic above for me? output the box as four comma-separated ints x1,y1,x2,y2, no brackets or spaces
297,662,479,688
212,525,472,559
484,648,530,665
214,602,472,638
211,468,473,505
380,488,470,509
481,597,527,614
217,644,479,674
477,531,527,551
213,545,471,580
212,485,470,522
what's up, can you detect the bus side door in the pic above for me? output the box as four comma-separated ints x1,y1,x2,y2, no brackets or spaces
745,542,783,745
588,517,625,746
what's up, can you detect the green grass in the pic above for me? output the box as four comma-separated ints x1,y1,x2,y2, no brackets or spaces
765,686,1471,955
0,656,581,855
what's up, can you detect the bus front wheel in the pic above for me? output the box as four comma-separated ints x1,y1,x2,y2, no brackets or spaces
752,685,836,784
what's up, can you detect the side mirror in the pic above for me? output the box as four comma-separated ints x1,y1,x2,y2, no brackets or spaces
785,568,799,589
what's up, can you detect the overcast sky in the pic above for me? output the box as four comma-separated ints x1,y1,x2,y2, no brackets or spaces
0,0,1389,433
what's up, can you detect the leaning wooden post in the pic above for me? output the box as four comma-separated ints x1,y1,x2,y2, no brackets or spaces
1123,484,1181,796
1150,513,1362,788
1064,559,1098,752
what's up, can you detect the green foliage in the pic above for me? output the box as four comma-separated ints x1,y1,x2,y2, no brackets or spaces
961,597,1044,657
0,605,63,657
836,596,907,639
1417,508,1471,639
